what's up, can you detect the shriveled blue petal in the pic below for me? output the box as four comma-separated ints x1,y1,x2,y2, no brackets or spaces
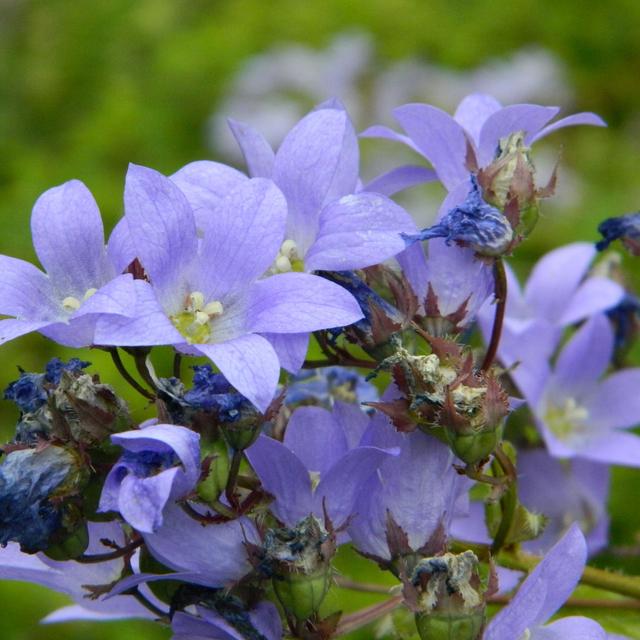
246,272,363,334
524,242,596,323
143,503,257,586
246,435,313,526
31,179,111,296
195,178,286,302
305,192,416,271
262,332,309,374
93,280,183,346
453,93,502,146
477,104,559,166
170,160,248,230
0,255,58,320
393,103,469,190
597,212,640,252
227,118,275,178
362,165,438,197
529,112,606,145
284,406,348,475
273,108,359,252
532,616,606,640
124,163,197,304
314,446,396,527
196,334,280,412
553,314,613,397
484,524,587,639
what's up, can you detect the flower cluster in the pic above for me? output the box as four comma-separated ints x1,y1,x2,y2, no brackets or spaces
0,95,635,640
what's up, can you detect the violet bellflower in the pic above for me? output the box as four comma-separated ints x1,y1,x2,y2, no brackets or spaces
362,92,605,195
0,180,137,348
246,401,395,528
518,313,640,467
477,242,623,393
0,521,157,623
95,164,363,411
484,523,607,640
99,423,200,533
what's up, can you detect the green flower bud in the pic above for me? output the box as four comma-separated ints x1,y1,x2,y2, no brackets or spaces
415,609,484,640
273,566,332,622
196,438,230,504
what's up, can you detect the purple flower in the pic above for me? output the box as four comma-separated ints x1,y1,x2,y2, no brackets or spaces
0,521,157,623
518,449,610,555
227,104,418,273
363,92,605,193
478,242,623,391
484,524,606,640
0,180,136,348
172,601,282,640
99,423,200,533
95,164,363,411
246,402,394,528
519,313,640,467
348,411,469,560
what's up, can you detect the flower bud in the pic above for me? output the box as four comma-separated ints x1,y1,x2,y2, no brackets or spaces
262,515,335,621
196,438,230,503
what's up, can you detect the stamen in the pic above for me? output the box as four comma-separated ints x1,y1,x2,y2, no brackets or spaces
83,288,97,300
62,296,81,312
275,255,292,272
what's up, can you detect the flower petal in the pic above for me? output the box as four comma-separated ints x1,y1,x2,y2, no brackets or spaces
246,434,313,526
71,274,138,320
528,112,606,145
587,369,640,430
532,616,606,640
362,165,438,197
393,103,469,190
107,218,136,274
196,178,286,301
196,334,280,412
124,163,197,301
262,332,309,373
246,273,363,334
227,118,275,178
31,180,111,295
579,430,640,467
453,93,502,146
359,124,420,153
0,255,58,319
305,192,416,271
0,318,54,346
477,104,560,166
558,277,623,326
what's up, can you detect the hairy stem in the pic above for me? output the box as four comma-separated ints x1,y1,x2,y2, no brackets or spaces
481,258,507,372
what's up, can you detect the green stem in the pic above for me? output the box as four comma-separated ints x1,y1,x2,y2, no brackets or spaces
106,348,155,400
481,258,507,372
75,538,143,564
335,595,404,637
225,450,243,506
173,352,182,379
490,445,517,554
134,351,158,392
451,539,640,600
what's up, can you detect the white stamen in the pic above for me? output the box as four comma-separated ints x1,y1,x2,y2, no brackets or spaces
203,300,224,316
83,288,97,300
188,291,205,311
62,296,81,312
280,238,298,258
275,255,292,272
195,311,210,325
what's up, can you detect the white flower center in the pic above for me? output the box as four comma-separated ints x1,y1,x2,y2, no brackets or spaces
170,290,224,344
272,239,304,273
61,288,98,313
545,396,589,441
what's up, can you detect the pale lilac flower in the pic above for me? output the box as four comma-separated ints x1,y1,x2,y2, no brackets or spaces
519,313,640,467
478,242,623,391
246,402,394,528
96,164,363,411
0,180,136,348
485,524,606,640
348,410,469,559
99,424,200,533
172,601,282,640
363,92,605,193
0,521,157,623
227,104,418,273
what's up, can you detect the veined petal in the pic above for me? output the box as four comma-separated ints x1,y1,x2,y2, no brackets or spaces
396,243,430,304
0,318,54,346
31,179,111,296
93,280,183,347
283,406,348,475
71,274,138,319
453,93,502,146
246,435,313,526
553,314,613,396
0,255,58,319
196,178,287,301
262,332,309,373
477,104,560,166
196,334,280,412
305,192,416,271
246,273,363,334
170,160,248,230
528,112,606,145
393,103,469,190
227,118,275,178
107,217,136,274
124,163,197,301
273,108,359,250
362,165,438,197
524,243,596,324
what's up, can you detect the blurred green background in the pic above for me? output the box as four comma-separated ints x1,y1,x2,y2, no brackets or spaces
1,0,640,638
